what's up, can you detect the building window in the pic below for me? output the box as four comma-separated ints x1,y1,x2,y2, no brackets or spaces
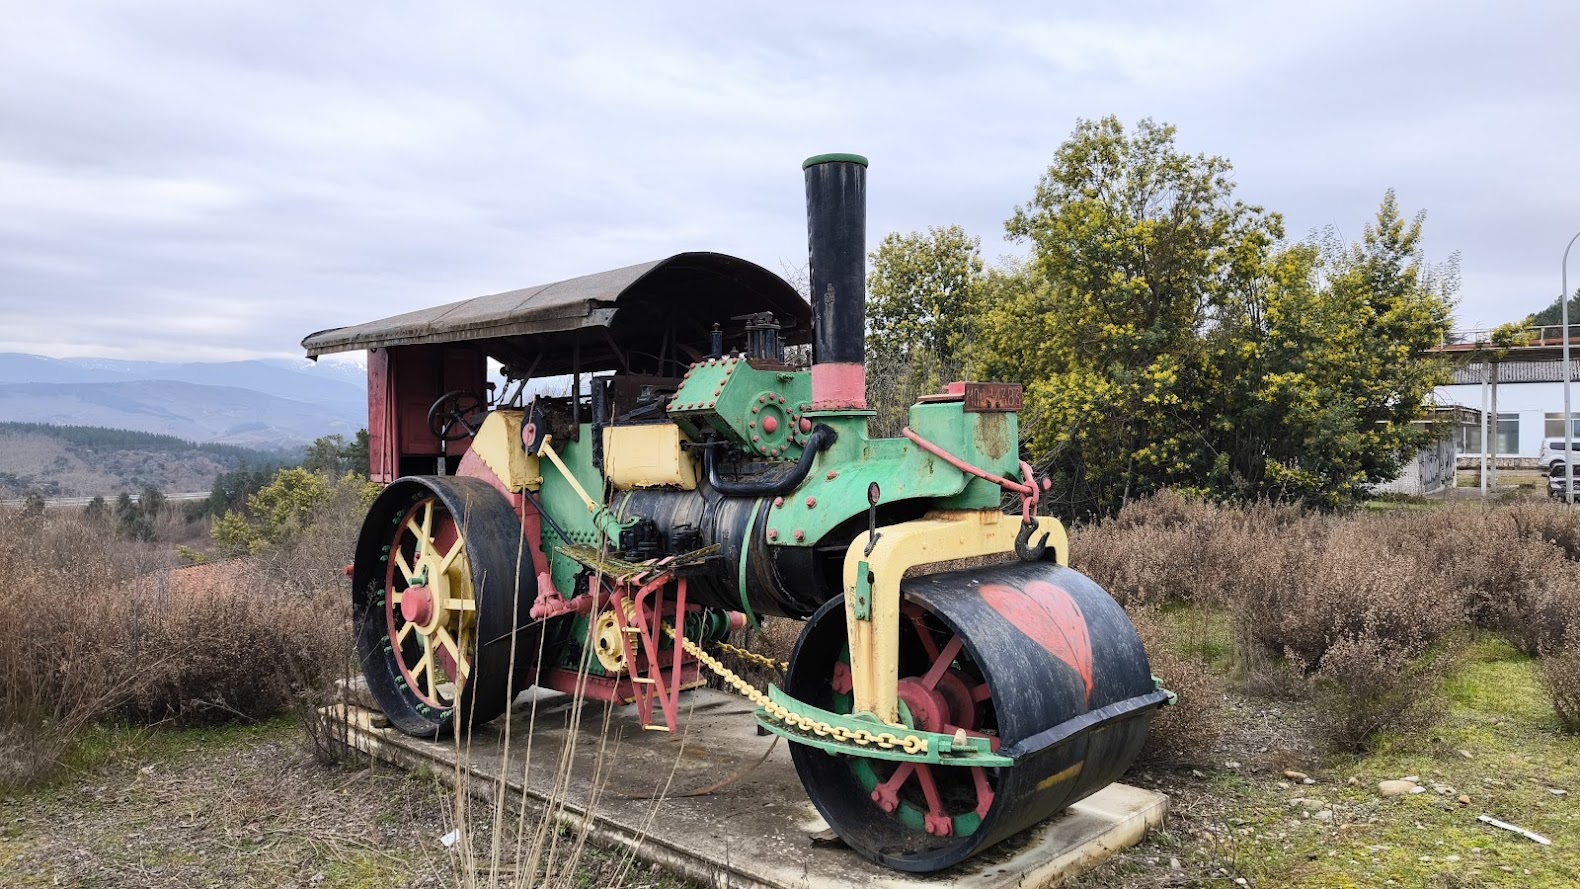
1498,413,1519,455
1462,414,1519,454
1545,413,1580,439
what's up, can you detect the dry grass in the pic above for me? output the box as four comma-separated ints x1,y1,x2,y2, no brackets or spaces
1075,492,1580,753
1,498,356,789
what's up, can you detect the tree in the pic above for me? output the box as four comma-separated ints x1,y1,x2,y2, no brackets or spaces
1526,288,1580,328
866,227,986,435
21,492,45,518
1205,194,1456,503
345,429,370,477
84,495,108,524
868,226,985,365
976,117,1456,516
116,490,153,541
302,434,350,478
213,467,379,555
139,486,166,517
981,117,1281,515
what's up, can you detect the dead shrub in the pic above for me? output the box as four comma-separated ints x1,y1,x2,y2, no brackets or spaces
1509,501,1580,562
115,570,349,726
1071,491,1294,609
1232,518,1465,670
0,503,354,788
1127,608,1227,766
1541,630,1580,734
1307,630,1450,753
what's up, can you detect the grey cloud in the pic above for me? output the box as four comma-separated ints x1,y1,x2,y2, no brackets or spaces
1,0,1577,361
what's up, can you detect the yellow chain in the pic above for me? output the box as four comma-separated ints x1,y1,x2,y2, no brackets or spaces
710,639,789,673
661,623,929,756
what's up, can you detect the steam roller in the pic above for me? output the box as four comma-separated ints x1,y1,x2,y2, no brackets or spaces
303,153,1173,872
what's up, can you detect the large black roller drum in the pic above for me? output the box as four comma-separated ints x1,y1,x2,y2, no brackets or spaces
786,561,1168,871
350,476,568,737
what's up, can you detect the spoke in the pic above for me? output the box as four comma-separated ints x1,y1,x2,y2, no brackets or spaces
969,681,992,703
870,762,917,813
393,549,415,583
437,625,469,679
906,608,941,661
411,646,432,694
443,598,476,611
438,535,466,572
920,635,964,690
390,591,404,603
396,621,415,644
913,765,953,837
420,500,434,540
970,766,995,819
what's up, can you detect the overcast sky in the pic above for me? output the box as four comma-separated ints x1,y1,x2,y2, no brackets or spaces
2,1,1576,363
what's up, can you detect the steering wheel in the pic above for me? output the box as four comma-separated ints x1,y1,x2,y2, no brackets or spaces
426,390,488,442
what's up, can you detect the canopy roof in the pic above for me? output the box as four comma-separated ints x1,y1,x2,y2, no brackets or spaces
301,253,810,375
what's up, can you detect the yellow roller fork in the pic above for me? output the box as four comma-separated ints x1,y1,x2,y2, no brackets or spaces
842,510,1068,725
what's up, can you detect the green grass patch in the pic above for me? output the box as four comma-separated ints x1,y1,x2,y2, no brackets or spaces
1177,635,1580,887
50,716,299,786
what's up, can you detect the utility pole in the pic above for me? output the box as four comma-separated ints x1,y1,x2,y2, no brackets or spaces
1564,231,1579,504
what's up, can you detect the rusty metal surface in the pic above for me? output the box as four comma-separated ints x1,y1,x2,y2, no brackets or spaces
301,252,810,359
962,382,1024,413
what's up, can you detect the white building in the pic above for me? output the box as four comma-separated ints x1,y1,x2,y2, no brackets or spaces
1435,359,1580,461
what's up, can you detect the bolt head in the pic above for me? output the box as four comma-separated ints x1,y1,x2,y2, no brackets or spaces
826,470,838,480
767,529,778,540
793,529,805,541
805,496,817,508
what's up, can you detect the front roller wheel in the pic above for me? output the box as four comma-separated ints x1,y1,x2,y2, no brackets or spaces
351,476,556,737
786,561,1164,872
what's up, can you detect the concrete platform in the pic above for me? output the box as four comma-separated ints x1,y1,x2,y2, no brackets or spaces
328,688,1167,888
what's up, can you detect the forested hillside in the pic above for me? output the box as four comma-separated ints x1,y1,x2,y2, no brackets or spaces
0,422,295,498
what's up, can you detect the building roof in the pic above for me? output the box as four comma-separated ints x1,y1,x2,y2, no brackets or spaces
1448,360,1580,385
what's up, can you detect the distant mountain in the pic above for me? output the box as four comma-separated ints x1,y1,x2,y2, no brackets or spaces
0,354,367,447
0,380,361,447
0,353,366,406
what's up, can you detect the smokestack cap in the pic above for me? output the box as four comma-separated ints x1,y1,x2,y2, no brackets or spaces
802,153,869,169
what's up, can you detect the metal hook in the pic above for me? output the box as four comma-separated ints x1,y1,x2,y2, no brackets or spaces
864,482,882,557
1015,520,1050,562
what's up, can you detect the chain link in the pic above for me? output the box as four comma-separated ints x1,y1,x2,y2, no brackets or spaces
660,620,929,757
709,639,789,673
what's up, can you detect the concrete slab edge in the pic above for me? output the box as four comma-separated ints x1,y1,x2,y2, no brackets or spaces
326,705,1167,889
329,706,779,889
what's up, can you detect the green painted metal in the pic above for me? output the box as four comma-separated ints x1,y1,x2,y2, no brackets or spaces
802,153,869,168
537,426,616,600
736,501,762,629
667,356,813,461
760,400,1021,546
1154,675,1179,706
852,560,873,621
754,685,1012,767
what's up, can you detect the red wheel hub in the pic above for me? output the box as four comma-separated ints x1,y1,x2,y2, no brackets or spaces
896,678,951,733
401,585,434,626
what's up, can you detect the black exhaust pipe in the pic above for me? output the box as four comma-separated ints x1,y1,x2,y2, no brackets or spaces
803,153,868,410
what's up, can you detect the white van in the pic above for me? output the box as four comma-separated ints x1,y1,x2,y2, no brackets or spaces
1539,437,1580,474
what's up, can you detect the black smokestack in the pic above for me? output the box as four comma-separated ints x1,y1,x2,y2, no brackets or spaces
803,153,868,410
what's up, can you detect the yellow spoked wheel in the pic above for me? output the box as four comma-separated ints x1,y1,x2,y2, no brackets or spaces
386,495,476,709
353,476,557,737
